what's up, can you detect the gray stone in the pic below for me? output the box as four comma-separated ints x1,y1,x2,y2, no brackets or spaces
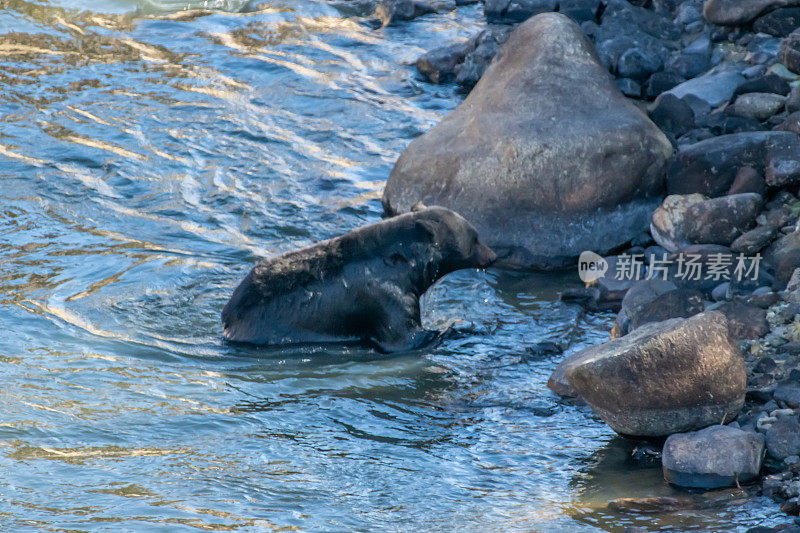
646,70,686,99
372,0,451,25
788,86,800,114
382,14,673,270
668,39,712,80
662,425,765,489
651,194,706,251
484,0,555,24
730,74,791,102
617,78,643,98
734,92,788,121
565,312,746,437
416,41,470,84
731,225,778,254
728,166,766,196
703,0,800,26
612,279,704,337
547,349,594,398
765,231,800,287
765,133,800,187
649,94,695,137
453,28,512,90
682,193,762,246
712,282,731,301
717,300,769,340
667,131,800,197
665,69,746,108
618,48,664,82
754,7,800,37
651,193,762,249
780,29,800,73
766,415,800,460
775,384,800,408
777,111,800,135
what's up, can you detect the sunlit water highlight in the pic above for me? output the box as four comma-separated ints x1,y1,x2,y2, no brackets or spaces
0,0,786,530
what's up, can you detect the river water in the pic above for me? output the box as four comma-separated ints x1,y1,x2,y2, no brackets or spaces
0,1,788,531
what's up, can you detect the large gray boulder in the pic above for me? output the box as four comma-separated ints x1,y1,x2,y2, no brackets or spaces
565,312,746,437
662,425,765,489
382,13,673,270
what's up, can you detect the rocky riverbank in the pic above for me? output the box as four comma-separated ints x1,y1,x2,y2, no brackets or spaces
375,0,800,527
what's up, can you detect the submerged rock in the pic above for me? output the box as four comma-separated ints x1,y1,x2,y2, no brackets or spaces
565,312,746,437
415,41,470,84
384,13,673,270
662,425,765,489
372,0,454,25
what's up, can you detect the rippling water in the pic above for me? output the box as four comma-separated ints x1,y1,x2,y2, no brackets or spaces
0,1,787,530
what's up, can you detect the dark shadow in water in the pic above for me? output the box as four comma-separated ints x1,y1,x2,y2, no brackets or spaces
569,436,765,531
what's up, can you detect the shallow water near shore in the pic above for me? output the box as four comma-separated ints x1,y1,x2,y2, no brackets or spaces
0,1,788,530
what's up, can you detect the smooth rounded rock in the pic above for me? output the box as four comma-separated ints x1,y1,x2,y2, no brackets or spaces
565,312,746,438
651,193,762,250
682,193,763,246
383,13,673,270
650,194,706,251
663,425,765,489
766,415,800,460
664,69,745,108
649,94,695,138
612,279,704,337
754,7,800,37
734,92,788,121
731,225,778,254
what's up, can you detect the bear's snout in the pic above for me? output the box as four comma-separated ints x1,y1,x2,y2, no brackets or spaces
474,243,496,269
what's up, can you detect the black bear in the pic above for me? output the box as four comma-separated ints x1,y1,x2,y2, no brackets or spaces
221,205,496,352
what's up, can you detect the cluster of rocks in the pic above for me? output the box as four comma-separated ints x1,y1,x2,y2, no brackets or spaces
371,0,800,524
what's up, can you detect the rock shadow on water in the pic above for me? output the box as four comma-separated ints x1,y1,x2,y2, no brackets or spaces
568,436,780,531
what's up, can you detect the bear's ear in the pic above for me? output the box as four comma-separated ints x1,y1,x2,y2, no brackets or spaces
411,201,427,212
414,218,437,241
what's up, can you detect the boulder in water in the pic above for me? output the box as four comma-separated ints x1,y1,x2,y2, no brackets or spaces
565,312,746,437
662,425,765,489
383,13,673,270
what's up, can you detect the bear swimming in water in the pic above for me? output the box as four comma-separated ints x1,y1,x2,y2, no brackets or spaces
221,205,496,352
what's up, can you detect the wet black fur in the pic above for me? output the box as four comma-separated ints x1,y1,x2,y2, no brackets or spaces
221,206,495,352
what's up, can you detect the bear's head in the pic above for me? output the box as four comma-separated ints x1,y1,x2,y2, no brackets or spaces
412,205,496,272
